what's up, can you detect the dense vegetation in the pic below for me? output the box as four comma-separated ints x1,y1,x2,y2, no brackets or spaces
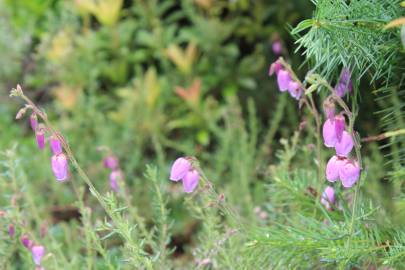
0,0,404,269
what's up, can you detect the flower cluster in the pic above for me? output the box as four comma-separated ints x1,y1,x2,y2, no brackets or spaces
103,154,123,192
21,234,45,269
268,59,302,100
322,109,360,188
169,157,200,193
17,108,69,182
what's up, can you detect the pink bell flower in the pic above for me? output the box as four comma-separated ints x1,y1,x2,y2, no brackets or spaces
30,113,38,131
103,155,119,170
320,186,335,210
31,245,45,265
50,135,63,155
326,155,344,182
182,170,200,193
51,153,69,182
322,119,337,147
287,81,302,100
170,157,192,181
335,131,354,157
21,234,33,249
36,125,46,150
276,70,291,92
334,68,353,97
109,170,123,192
340,159,360,188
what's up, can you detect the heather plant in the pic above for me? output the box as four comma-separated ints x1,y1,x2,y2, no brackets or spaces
1,0,405,269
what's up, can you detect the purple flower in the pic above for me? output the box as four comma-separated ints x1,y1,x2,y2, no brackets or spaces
321,186,335,210
287,81,302,100
51,153,69,182
335,131,354,157
334,68,352,97
30,113,38,131
182,170,200,193
103,155,119,170
31,245,45,265
8,224,14,238
268,61,282,76
21,234,33,249
109,170,123,192
272,40,283,55
170,157,192,181
326,155,344,182
36,125,46,150
340,159,360,188
322,119,337,147
50,135,62,155
334,114,345,142
276,70,291,92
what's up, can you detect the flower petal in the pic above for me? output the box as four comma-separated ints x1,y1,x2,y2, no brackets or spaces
31,245,45,265
326,155,344,182
322,119,337,147
276,70,291,92
340,159,360,188
182,170,200,193
170,157,191,181
335,131,354,157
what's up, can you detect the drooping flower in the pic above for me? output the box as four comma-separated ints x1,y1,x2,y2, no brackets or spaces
30,113,38,131
335,131,354,157
287,81,302,100
326,155,344,182
31,245,45,265
340,159,360,188
21,234,33,249
268,61,282,76
109,170,123,192
36,125,46,150
170,157,192,181
321,186,335,210
272,40,283,55
322,119,337,147
8,224,15,238
103,155,119,170
50,135,63,155
334,114,345,142
51,153,69,181
334,68,353,97
276,70,291,92
182,169,200,193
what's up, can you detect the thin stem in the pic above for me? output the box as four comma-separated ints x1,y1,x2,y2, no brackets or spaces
361,128,405,142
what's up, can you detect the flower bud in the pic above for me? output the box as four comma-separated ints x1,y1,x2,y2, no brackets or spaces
170,157,191,181
321,186,335,210
30,113,38,131
109,170,123,192
8,224,15,238
50,135,63,155
103,155,119,170
21,234,33,249
31,245,45,265
272,40,283,55
182,169,200,193
334,68,352,97
51,153,69,182
36,124,46,150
